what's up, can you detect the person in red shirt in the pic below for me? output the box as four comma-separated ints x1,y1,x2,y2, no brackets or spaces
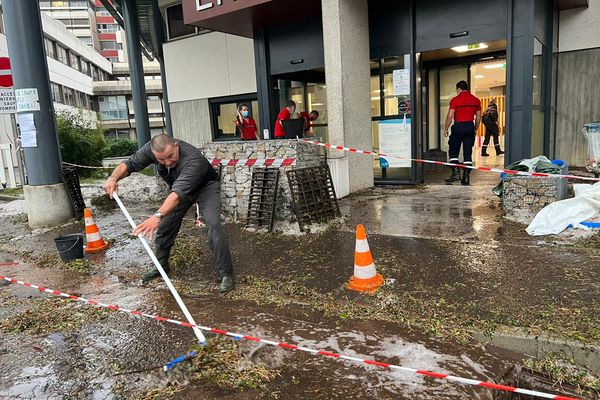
300,110,320,135
443,80,481,185
235,104,258,140
274,100,296,138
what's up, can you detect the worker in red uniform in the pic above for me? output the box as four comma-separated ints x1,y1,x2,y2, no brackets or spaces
235,104,258,140
300,110,320,135
274,100,296,138
443,80,481,185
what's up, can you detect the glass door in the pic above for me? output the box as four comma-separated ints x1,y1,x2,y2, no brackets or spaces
439,66,468,155
372,55,414,183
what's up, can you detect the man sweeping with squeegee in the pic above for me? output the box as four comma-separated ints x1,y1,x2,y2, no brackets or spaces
103,134,235,294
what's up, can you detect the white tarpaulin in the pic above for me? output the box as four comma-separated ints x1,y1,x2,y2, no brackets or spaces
526,181,600,236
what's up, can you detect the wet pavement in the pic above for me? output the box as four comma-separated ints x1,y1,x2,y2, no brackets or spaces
0,174,598,399
0,257,522,400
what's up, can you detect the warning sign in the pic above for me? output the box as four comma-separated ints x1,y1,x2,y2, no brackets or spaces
0,88,16,114
0,57,16,114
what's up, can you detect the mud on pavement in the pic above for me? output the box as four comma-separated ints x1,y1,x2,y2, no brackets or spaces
0,191,598,399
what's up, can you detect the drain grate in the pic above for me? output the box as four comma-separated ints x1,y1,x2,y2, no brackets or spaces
286,165,340,232
246,167,280,232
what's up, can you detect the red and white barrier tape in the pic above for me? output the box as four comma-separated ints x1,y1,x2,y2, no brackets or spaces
300,138,600,182
0,273,579,400
0,262,19,267
210,158,296,168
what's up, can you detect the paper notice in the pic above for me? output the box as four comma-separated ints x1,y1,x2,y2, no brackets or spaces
17,113,37,148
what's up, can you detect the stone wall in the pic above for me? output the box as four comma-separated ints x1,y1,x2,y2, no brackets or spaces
502,176,569,224
200,139,323,222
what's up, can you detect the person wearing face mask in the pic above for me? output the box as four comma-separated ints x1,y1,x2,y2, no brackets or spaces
235,104,258,140
443,80,481,185
274,100,296,139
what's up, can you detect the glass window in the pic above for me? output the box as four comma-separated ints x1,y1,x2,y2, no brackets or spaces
100,41,122,50
371,54,414,182
69,52,81,71
69,0,88,8
80,36,93,46
382,56,410,117
50,83,62,103
77,91,88,108
81,60,91,77
210,96,259,140
370,60,381,117
98,23,118,33
71,19,89,26
531,38,545,156
166,3,196,40
63,87,75,106
56,45,68,64
96,7,111,16
289,81,304,113
92,66,99,81
44,37,56,59
98,96,128,120
306,83,328,140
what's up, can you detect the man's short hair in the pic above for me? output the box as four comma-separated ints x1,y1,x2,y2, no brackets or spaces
456,80,469,91
150,134,177,152
287,100,296,108
310,110,319,117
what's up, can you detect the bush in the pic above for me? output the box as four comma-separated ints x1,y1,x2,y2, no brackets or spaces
102,138,138,158
56,111,105,175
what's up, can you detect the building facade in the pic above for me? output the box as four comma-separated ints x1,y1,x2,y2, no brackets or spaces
155,0,599,191
0,10,112,186
39,0,167,140
93,61,167,139
39,0,100,50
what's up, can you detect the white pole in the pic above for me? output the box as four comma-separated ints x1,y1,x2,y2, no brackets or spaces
112,193,206,345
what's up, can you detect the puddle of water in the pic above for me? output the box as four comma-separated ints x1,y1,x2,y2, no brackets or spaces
1,365,60,399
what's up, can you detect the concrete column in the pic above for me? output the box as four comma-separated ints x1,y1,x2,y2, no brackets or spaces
506,0,535,164
322,0,373,193
3,0,73,228
254,28,277,139
122,0,151,147
152,0,173,137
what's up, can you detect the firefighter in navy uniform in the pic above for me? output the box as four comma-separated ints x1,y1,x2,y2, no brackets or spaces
443,80,482,185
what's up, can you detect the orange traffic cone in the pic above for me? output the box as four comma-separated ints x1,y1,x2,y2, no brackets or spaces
348,224,384,293
83,208,109,254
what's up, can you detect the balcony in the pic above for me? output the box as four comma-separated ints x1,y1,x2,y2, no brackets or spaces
92,79,163,96
111,62,161,76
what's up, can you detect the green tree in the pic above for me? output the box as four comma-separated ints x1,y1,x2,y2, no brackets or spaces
56,110,106,168
101,137,138,158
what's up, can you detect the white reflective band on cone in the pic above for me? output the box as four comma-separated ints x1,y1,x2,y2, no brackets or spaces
353,263,377,279
355,239,370,253
85,217,95,226
86,232,101,242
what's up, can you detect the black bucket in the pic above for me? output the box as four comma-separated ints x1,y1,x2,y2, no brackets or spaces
54,234,84,262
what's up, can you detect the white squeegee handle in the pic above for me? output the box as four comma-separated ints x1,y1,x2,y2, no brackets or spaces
112,193,206,345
